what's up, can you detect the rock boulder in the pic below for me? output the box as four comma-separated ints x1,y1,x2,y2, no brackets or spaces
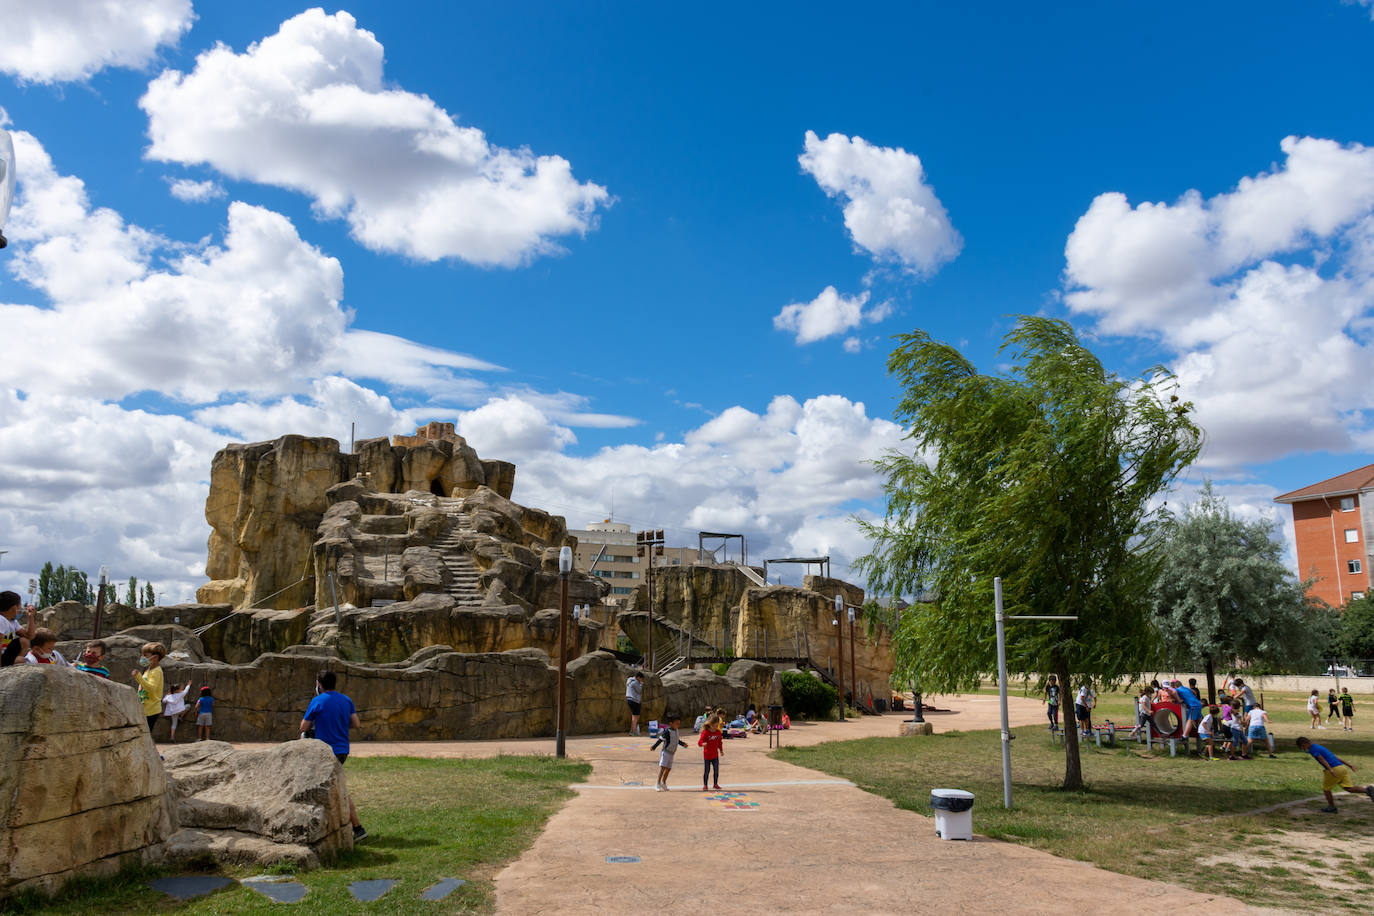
0,666,176,899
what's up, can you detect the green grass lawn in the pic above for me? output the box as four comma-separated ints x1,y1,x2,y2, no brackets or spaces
8,755,590,915
777,689,1374,914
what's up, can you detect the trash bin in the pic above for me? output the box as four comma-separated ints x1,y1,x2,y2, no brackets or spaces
929,789,975,840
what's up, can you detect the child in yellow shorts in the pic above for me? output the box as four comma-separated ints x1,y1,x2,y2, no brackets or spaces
1295,737,1374,813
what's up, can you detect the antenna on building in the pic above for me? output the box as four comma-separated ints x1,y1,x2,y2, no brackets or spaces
610,486,615,522
349,421,355,454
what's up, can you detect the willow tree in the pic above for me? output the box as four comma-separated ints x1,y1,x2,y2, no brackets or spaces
855,317,1201,790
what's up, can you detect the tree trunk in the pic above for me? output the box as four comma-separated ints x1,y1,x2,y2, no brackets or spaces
1204,656,1216,706
1054,654,1082,790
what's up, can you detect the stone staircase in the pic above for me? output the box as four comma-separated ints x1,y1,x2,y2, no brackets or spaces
434,509,484,607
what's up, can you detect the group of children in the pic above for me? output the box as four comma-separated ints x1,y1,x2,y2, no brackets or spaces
1,592,217,743
1306,687,1357,731
647,703,784,792
1132,677,1277,762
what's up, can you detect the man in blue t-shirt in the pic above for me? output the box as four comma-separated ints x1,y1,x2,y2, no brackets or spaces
1173,680,1203,740
301,671,367,841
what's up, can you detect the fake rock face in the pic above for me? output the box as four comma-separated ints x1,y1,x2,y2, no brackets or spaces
0,666,176,899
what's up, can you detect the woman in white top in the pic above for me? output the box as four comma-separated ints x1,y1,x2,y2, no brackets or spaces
1307,690,1323,729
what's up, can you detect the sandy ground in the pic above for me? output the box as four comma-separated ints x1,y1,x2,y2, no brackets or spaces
235,695,1272,914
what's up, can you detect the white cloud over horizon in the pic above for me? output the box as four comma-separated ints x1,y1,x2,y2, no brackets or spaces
0,0,194,84
799,130,962,275
167,177,224,202
140,8,610,266
0,126,904,604
1064,136,1374,470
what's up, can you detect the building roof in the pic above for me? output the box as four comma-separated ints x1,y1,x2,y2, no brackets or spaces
1274,462,1374,504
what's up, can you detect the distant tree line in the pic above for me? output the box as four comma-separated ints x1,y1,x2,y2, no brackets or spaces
35,563,155,608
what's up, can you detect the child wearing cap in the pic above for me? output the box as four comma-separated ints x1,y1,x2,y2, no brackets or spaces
651,713,682,791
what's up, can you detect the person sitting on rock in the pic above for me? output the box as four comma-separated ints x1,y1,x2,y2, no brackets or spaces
76,640,110,678
24,628,68,666
0,591,36,667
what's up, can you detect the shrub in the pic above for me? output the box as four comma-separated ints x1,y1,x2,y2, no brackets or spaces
710,663,730,676
781,670,838,720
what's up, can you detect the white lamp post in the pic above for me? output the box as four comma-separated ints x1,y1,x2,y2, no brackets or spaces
555,546,572,758
0,127,15,249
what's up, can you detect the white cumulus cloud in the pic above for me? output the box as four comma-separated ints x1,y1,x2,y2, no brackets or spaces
1063,136,1374,469
773,285,891,345
0,0,193,83
140,8,610,266
799,130,962,275
167,177,224,202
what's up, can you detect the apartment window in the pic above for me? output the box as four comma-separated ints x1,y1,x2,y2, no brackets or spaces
611,587,633,595
1340,496,1356,511
1353,591,1367,600
1350,559,1364,575
1346,529,1360,543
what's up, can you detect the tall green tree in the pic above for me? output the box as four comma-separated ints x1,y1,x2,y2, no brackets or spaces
142,582,156,608
1150,482,1324,699
1329,593,1374,661
855,317,1201,790
124,576,139,607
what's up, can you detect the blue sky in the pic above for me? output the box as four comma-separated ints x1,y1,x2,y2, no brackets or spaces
2,1,1374,601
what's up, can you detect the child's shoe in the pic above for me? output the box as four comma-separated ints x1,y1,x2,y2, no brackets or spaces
654,784,664,792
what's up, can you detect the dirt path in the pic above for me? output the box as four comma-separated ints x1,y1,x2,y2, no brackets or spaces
237,695,1272,913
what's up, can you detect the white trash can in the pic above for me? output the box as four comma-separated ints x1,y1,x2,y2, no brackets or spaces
929,788,974,840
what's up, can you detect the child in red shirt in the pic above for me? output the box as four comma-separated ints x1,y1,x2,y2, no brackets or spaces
698,715,724,791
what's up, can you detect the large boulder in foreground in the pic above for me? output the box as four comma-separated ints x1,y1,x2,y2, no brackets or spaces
0,666,176,899
162,741,352,869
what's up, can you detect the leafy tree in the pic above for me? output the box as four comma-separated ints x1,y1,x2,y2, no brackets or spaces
1329,593,1374,660
1150,483,1324,698
125,576,138,607
855,317,1201,790
36,563,94,607
143,582,156,608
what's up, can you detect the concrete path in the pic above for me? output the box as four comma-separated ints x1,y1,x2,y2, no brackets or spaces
244,695,1269,914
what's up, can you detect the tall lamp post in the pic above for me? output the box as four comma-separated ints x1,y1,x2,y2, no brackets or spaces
848,605,857,712
92,565,110,639
636,529,664,671
555,547,572,758
833,594,845,720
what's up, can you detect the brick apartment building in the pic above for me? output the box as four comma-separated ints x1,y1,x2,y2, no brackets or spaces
1274,463,1374,607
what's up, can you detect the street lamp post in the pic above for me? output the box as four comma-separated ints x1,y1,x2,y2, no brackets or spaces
556,547,572,758
0,127,15,250
848,605,857,713
833,593,845,721
92,566,110,639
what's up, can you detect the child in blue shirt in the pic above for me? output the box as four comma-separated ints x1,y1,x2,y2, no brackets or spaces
1295,737,1374,813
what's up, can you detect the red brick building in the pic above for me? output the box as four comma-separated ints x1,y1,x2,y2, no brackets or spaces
1274,463,1374,607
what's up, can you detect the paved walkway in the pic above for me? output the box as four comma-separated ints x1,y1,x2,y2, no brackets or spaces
245,695,1269,914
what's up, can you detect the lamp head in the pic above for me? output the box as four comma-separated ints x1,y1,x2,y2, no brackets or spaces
98,565,110,586
833,593,842,612
558,546,572,575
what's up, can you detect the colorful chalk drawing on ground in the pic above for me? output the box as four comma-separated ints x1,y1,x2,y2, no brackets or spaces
706,792,760,810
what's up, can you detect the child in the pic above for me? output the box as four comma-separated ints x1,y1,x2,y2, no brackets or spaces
130,643,166,733
692,706,710,734
76,640,110,678
1339,687,1355,731
698,714,724,791
161,682,192,741
23,628,68,666
1227,700,1247,759
1075,684,1095,739
1045,674,1061,732
1198,706,1218,761
650,713,682,791
0,592,36,667
1307,689,1322,729
195,686,214,741
1246,704,1275,759
1294,737,1374,813
1327,688,1339,723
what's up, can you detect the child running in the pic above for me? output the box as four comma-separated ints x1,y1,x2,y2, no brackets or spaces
1295,737,1374,813
1308,689,1323,729
195,686,214,741
698,714,724,791
1327,688,1339,724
